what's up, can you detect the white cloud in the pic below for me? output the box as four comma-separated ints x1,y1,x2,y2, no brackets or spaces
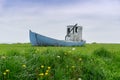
0,0,120,43
0,0,5,12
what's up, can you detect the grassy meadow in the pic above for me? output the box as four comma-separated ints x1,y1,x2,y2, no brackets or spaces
0,43,120,80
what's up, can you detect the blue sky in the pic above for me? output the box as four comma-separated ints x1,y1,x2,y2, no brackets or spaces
0,0,120,43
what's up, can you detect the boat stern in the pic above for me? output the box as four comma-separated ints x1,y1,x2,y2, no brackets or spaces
29,30,38,46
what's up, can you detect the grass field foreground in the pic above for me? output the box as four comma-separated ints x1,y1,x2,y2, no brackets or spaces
0,43,120,80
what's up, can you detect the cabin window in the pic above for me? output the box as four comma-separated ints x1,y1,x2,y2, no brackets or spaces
75,27,78,33
67,28,70,34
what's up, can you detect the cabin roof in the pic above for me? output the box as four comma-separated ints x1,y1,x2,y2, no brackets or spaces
67,25,82,28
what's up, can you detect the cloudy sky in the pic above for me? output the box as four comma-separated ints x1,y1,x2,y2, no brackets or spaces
0,0,120,43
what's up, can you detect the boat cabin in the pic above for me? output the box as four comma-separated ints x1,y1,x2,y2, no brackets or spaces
65,24,82,41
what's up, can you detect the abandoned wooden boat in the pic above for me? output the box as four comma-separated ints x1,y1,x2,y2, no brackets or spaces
29,24,86,46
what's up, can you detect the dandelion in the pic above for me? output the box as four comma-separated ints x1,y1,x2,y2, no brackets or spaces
39,73,44,76
6,69,10,73
72,66,75,69
45,72,48,76
22,64,26,68
47,66,51,70
41,65,44,68
72,48,76,50
46,70,49,73
3,72,6,76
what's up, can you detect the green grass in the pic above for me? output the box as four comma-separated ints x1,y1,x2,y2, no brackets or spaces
0,43,120,80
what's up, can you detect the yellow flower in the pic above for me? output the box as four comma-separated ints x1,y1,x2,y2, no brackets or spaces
6,69,10,73
41,65,44,68
72,66,75,69
3,72,6,76
48,67,51,70
22,64,26,68
45,72,48,76
39,73,44,76
46,70,49,73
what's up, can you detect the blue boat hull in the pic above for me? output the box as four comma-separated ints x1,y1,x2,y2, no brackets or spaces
29,30,85,46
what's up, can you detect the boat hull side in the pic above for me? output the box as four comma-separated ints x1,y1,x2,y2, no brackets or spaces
29,30,85,46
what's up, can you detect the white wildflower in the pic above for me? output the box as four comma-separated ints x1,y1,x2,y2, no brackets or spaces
72,48,76,50
78,78,82,80
57,56,60,58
